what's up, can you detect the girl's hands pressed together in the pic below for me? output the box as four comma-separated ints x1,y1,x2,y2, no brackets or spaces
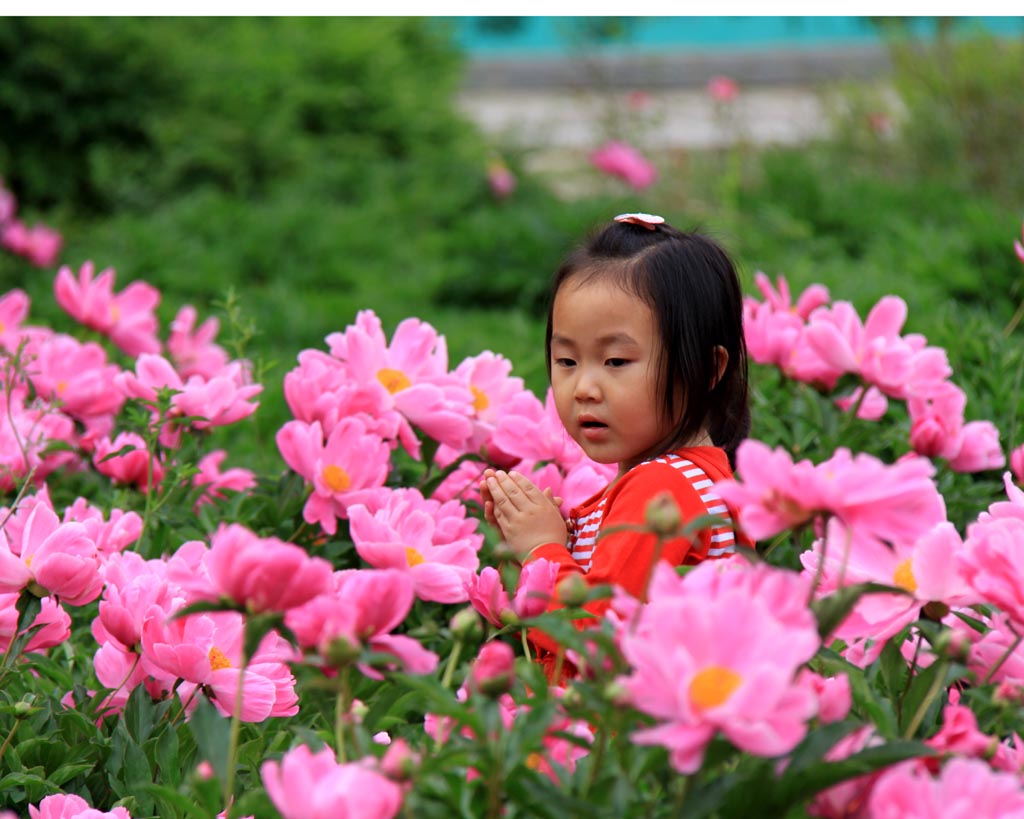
481,469,568,559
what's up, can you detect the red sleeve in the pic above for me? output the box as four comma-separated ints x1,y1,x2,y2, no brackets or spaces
525,463,709,660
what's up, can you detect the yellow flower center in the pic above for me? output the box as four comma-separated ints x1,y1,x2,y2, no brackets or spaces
110,304,121,322
405,547,425,567
0,320,5,334
56,380,68,394
208,647,231,672
25,554,33,568
893,558,917,593
321,465,351,493
377,368,411,394
690,665,742,711
471,386,489,413
525,752,543,769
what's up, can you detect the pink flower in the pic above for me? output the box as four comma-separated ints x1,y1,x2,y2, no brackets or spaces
54,261,160,355
193,450,256,506
325,310,474,455
589,140,657,190
141,608,298,721
93,432,163,490
752,273,831,320
261,744,404,819
467,566,513,627
0,179,15,224
95,551,179,650
867,757,1024,817
1015,218,1024,265
717,440,946,546
0,390,79,490
285,568,438,676
29,793,132,819
959,513,1024,633
925,689,998,760
0,592,70,654
947,421,1005,473
276,417,392,535
487,159,516,199
2,220,62,267
168,305,229,379
195,523,333,613
967,613,1024,686
909,382,967,458
469,640,516,696
451,350,527,455
115,354,262,441
24,332,125,421
491,387,585,470
1011,446,1024,485
706,75,739,102
349,487,482,604
512,558,558,619
0,288,30,351
806,725,885,818
798,669,851,724
0,502,101,605
615,561,820,773
835,386,888,421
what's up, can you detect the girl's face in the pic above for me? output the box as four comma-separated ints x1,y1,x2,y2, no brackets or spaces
550,277,680,475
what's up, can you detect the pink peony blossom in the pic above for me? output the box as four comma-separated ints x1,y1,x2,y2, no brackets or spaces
95,551,180,650
717,440,946,546
192,449,257,506
469,640,516,696
947,421,1005,473
276,417,392,535
959,512,1024,633
167,305,230,379
468,558,559,627
2,220,62,267
590,140,657,189
93,431,163,490
285,568,438,676
0,389,79,490
835,385,889,421
806,725,885,818
707,74,739,102
0,591,70,654
925,689,998,761
261,744,404,819
615,561,821,773
325,309,475,455
867,756,1024,817
24,332,125,421
487,159,516,199
29,793,131,819
194,523,333,613
54,261,160,355
141,607,298,721
0,501,102,605
1011,445,1024,485
349,487,482,604
451,350,528,455
0,288,30,351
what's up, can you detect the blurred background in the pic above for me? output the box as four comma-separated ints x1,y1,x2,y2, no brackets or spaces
1,16,1022,468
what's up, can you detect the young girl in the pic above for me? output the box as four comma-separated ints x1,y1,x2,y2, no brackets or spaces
482,213,753,679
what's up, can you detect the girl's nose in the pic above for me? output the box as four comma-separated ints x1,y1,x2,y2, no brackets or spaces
573,369,601,401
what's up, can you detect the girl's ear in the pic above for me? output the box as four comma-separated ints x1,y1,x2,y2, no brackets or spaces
710,345,729,389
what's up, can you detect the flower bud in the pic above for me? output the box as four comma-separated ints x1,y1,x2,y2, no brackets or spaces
469,641,516,697
644,491,681,536
556,574,589,608
322,634,362,668
381,737,420,782
602,680,630,706
450,607,482,641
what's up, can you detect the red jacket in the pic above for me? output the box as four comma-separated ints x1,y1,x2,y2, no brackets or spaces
523,446,753,680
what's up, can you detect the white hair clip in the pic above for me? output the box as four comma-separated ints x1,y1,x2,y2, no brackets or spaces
614,212,665,230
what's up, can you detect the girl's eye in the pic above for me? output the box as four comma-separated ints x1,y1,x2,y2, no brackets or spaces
554,357,576,368
606,358,629,368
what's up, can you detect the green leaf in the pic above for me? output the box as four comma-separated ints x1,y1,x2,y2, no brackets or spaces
140,783,213,819
878,637,909,701
187,697,231,784
811,583,911,641
48,762,96,786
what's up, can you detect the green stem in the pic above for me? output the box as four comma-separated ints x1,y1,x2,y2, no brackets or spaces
0,720,18,765
897,632,925,722
221,648,249,805
902,659,947,739
982,631,1024,686
484,702,505,819
520,628,532,662
441,638,463,690
334,667,351,763
671,774,691,814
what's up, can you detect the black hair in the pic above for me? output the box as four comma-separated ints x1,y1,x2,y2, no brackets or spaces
545,218,750,464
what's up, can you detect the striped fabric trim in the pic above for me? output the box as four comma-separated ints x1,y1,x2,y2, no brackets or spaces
566,454,738,572
646,454,737,557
